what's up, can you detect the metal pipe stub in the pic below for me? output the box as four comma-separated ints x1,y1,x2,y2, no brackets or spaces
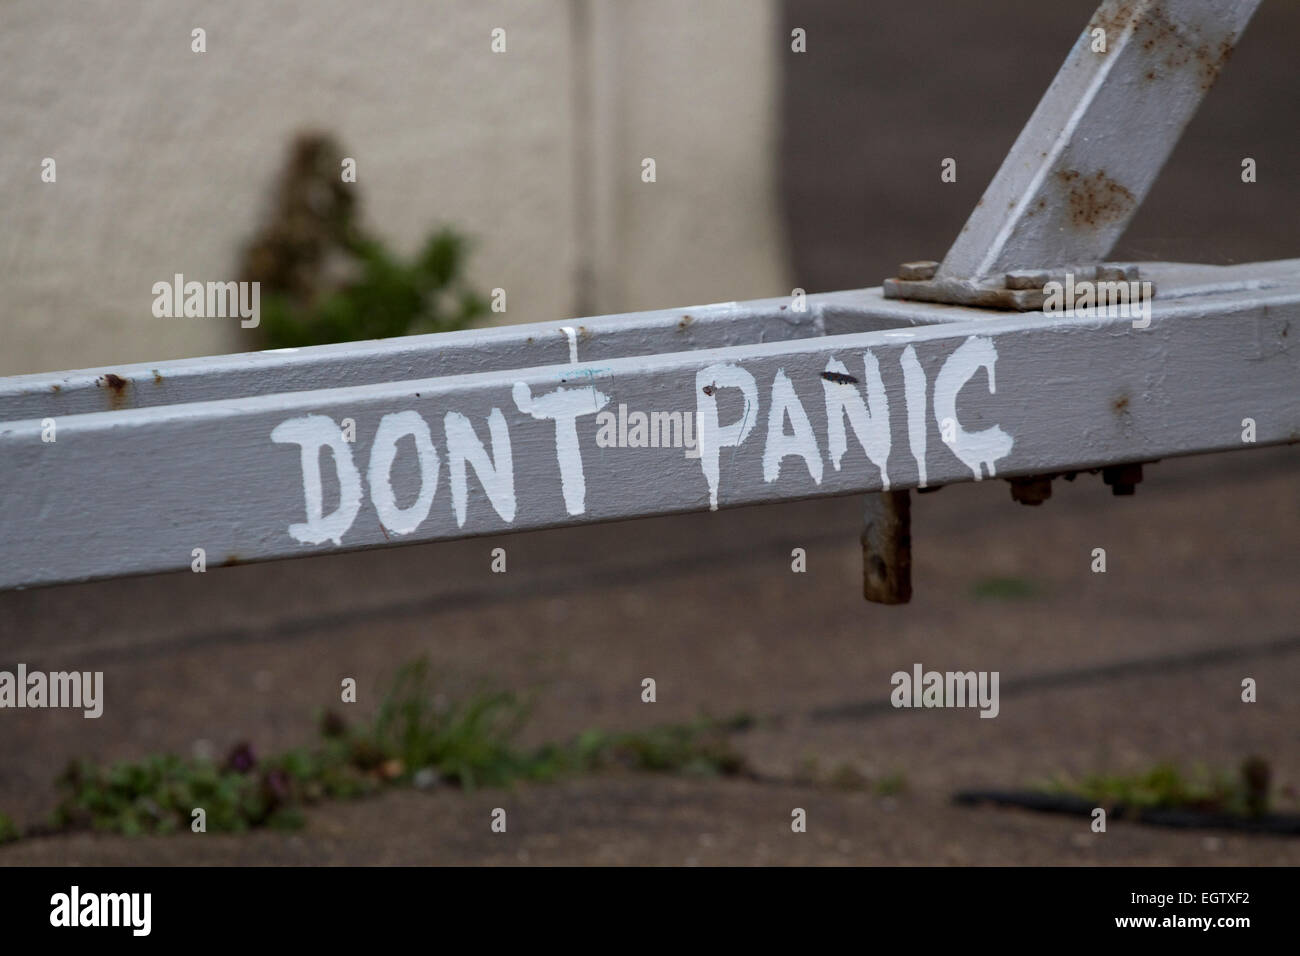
862,490,912,605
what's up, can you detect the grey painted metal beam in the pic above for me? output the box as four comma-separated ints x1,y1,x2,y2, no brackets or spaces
939,0,1260,280
0,290,978,423
3,275,1296,591
5,260,1291,423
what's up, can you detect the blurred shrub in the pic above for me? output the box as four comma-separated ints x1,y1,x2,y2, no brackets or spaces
257,231,487,348
241,131,486,348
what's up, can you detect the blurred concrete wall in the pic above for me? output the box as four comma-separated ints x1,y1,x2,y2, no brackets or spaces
0,0,790,376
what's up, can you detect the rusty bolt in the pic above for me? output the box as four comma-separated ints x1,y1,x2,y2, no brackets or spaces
1102,463,1143,495
897,261,938,281
1008,475,1053,505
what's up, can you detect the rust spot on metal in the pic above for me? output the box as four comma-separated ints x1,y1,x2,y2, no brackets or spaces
1156,28,1234,90
1090,2,1238,91
222,555,244,567
97,373,130,409
1136,4,1236,91
702,383,717,396
152,369,164,384
1056,168,1135,229
1195,38,1236,91
577,325,591,342
677,314,693,330
820,371,858,385
1089,0,1136,45
1113,393,1130,414
50,383,61,393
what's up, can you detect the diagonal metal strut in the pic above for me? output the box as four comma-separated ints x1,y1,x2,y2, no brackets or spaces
942,0,1260,280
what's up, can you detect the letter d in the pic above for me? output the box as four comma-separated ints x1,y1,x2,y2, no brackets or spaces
272,415,363,545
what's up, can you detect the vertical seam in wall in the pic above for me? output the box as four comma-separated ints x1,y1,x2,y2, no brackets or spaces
569,0,596,319
588,0,626,316
609,2,627,314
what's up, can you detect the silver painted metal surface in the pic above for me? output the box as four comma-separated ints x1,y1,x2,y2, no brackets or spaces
6,260,1288,423
937,0,1260,281
3,271,1297,591
0,0,1289,596
0,290,971,422
879,0,1261,601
